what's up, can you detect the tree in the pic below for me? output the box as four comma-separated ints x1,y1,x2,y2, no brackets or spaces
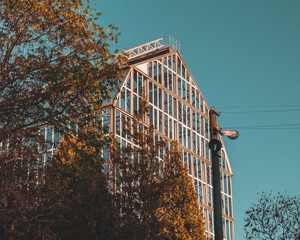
244,192,300,240
108,100,205,240
0,0,125,162
0,118,118,239
0,0,125,238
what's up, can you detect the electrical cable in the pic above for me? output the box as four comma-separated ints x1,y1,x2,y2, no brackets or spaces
221,109,300,114
222,127,300,130
216,104,300,109
222,123,300,129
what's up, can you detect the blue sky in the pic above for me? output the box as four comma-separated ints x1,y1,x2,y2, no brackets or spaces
90,0,300,239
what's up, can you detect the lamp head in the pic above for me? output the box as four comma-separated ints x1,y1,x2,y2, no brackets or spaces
221,130,239,140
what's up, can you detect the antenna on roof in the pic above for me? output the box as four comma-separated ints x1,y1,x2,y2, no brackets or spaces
168,35,180,53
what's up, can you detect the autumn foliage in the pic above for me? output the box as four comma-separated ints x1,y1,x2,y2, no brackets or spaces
0,0,206,239
108,100,206,240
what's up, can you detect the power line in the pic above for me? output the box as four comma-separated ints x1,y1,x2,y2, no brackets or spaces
222,123,300,129
216,104,300,109
221,109,300,114
223,127,300,130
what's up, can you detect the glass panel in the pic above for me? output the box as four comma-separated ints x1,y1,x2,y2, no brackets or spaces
193,133,196,152
116,111,120,136
192,110,196,131
188,153,191,174
206,140,210,160
201,137,204,157
192,88,195,107
224,174,228,194
226,219,230,240
186,83,190,103
138,72,143,95
197,158,201,180
174,120,177,139
46,127,53,150
201,116,204,136
228,176,231,195
196,91,200,110
207,164,210,185
149,81,153,103
159,111,162,133
159,88,162,110
39,128,45,151
149,106,153,125
121,90,125,110
173,73,176,93
164,91,168,114
197,135,200,155
127,118,131,141
187,129,191,149
182,80,186,100
164,114,168,137
183,127,186,147
229,197,232,217
126,89,131,113
127,73,131,88
197,113,200,133
169,94,172,116
153,61,157,81
182,104,186,125
168,55,172,69
46,152,52,164
187,107,190,127
178,77,181,97
164,66,168,87
168,69,172,91
148,62,152,77
177,57,181,76
158,62,162,84
178,101,182,123
103,110,111,132
172,54,176,71
193,157,197,178
121,114,126,138
173,97,177,118
134,70,137,93
205,119,209,139
182,65,186,79
154,109,157,130
154,84,157,106
169,118,173,139
134,94,138,116
179,123,182,145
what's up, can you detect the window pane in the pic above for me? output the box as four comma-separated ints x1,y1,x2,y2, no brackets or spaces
158,62,162,84
138,73,143,95
164,91,168,114
134,70,137,93
126,89,131,113
149,81,153,103
154,84,157,106
153,61,157,81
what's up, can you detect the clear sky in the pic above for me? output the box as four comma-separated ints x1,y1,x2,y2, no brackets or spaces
90,0,300,239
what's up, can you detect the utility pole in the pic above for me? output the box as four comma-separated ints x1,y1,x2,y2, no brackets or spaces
209,107,223,240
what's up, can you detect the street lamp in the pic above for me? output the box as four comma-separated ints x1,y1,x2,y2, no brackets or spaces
209,107,239,240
